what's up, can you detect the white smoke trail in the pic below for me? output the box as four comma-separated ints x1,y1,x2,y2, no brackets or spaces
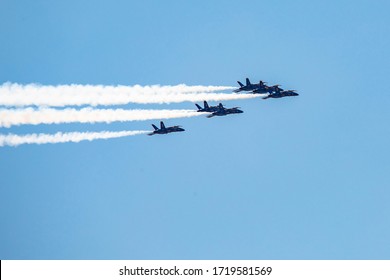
0,107,208,127
0,130,149,147
0,83,258,107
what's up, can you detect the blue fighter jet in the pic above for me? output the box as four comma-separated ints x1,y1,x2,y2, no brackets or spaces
206,104,243,118
148,121,185,135
195,101,221,112
262,88,299,99
233,78,266,93
252,83,283,94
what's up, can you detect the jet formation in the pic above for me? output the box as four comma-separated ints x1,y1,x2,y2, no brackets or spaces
235,77,298,99
148,77,298,135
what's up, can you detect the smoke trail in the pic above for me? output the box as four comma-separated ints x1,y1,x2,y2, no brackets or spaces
0,130,149,147
0,83,258,107
0,107,208,127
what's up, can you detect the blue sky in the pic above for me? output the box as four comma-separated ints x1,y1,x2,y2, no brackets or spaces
1,0,389,259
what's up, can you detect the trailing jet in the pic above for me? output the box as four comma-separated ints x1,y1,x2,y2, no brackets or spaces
206,104,243,118
233,78,267,93
195,101,221,112
253,84,283,94
148,121,185,135
262,88,299,99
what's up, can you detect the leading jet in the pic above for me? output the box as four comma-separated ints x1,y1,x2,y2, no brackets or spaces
148,121,185,135
206,104,243,118
195,101,221,112
262,88,299,99
233,78,267,93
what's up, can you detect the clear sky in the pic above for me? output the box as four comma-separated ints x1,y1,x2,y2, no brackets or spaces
0,0,389,259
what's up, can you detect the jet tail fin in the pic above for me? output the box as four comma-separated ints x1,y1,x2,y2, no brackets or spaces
152,124,158,130
160,121,166,130
246,78,251,86
195,104,202,110
237,81,244,87
203,101,209,109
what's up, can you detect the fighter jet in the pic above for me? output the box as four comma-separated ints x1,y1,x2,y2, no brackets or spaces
148,121,185,135
195,101,221,112
206,103,243,118
252,84,283,94
262,88,299,99
233,78,267,93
